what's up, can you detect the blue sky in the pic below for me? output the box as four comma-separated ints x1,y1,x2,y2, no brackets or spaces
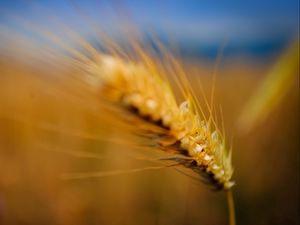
0,0,299,58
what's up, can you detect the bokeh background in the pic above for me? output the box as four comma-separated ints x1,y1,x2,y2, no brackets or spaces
0,1,299,225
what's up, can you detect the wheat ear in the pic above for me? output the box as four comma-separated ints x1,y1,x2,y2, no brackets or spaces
84,47,235,191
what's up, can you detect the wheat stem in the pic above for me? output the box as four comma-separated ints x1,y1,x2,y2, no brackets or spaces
226,189,236,225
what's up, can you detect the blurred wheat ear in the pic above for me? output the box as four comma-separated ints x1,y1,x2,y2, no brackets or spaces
237,40,299,133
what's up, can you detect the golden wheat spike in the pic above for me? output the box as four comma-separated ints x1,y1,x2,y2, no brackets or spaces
84,47,235,191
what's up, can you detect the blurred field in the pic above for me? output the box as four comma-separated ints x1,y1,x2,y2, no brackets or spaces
0,55,298,225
